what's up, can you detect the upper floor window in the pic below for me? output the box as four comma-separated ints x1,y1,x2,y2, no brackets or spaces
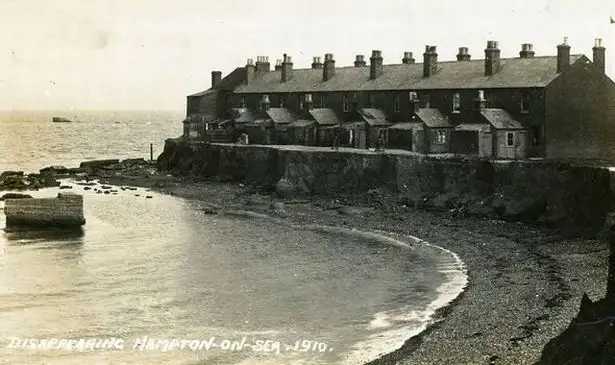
423,93,431,108
343,94,350,112
298,94,304,110
240,96,246,108
320,94,327,108
521,90,530,112
369,93,376,108
279,95,285,108
394,94,400,112
452,92,461,112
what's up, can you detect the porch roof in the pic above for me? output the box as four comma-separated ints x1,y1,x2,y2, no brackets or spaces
453,123,491,132
481,108,526,129
287,120,316,128
358,108,391,126
415,108,451,128
389,122,422,130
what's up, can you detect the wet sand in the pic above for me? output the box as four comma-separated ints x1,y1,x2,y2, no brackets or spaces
79,170,607,365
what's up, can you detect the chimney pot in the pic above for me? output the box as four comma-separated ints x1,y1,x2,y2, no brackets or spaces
474,90,486,111
247,58,254,65
255,55,270,73
402,52,415,64
456,47,471,61
354,54,366,67
305,93,312,103
520,43,535,58
281,54,293,82
311,56,323,69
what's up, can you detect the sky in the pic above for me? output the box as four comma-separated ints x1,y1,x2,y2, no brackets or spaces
0,0,614,111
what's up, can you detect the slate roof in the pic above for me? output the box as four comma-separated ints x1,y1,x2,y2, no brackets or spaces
287,120,316,128
415,108,451,128
389,122,422,130
308,108,341,125
358,108,391,126
481,108,525,129
453,123,492,132
188,68,245,97
265,108,297,124
234,55,586,93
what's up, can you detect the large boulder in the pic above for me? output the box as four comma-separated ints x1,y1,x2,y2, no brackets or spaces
275,178,294,199
39,166,69,175
79,159,120,170
0,171,23,179
0,193,32,201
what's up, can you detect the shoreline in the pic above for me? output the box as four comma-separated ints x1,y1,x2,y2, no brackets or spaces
92,172,607,364
2,164,609,364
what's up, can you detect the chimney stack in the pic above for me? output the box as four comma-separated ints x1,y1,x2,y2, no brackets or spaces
274,59,282,71
311,56,323,69
593,38,606,74
456,47,471,62
211,71,222,88
402,52,415,64
354,55,366,67
370,50,384,79
255,56,270,73
484,41,501,76
281,54,293,82
557,37,570,73
245,58,255,85
423,45,438,77
323,53,335,81
409,91,420,113
261,94,271,111
519,43,535,58
474,90,486,111
304,93,313,111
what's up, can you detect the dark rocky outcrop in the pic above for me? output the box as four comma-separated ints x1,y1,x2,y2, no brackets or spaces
537,213,615,364
79,159,120,170
0,193,33,201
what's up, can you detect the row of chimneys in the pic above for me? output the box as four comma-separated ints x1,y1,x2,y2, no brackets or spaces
211,39,606,88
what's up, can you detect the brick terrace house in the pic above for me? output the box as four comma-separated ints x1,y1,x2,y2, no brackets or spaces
184,38,615,161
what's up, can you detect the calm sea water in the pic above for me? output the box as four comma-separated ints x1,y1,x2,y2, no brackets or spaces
0,111,467,364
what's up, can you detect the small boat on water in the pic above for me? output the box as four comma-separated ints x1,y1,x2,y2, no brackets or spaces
52,117,72,123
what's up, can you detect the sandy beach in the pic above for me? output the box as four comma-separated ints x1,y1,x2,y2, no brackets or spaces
89,171,608,365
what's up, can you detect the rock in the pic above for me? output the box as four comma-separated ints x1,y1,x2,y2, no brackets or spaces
84,187,91,191
101,185,112,190
145,195,152,199
104,191,110,194
0,193,33,201
0,175,28,190
268,201,286,216
275,178,294,199
59,185,72,189
96,190,102,194
109,190,118,193
504,196,547,223
431,192,460,211
121,158,147,166
76,182,97,186
79,159,120,170
1,171,23,179
203,207,218,215
39,166,69,175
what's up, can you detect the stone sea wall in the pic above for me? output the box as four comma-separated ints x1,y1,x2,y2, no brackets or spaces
4,192,86,228
158,139,614,234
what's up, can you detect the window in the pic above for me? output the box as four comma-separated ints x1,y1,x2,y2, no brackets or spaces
320,94,327,108
369,93,376,108
394,94,400,112
240,96,246,108
279,95,284,108
506,132,515,147
343,94,350,112
298,94,304,110
532,126,541,146
424,93,431,108
436,130,447,144
452,92,461,112
521,90,530,112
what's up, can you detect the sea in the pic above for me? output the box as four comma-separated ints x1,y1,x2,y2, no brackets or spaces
0,110,467,365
